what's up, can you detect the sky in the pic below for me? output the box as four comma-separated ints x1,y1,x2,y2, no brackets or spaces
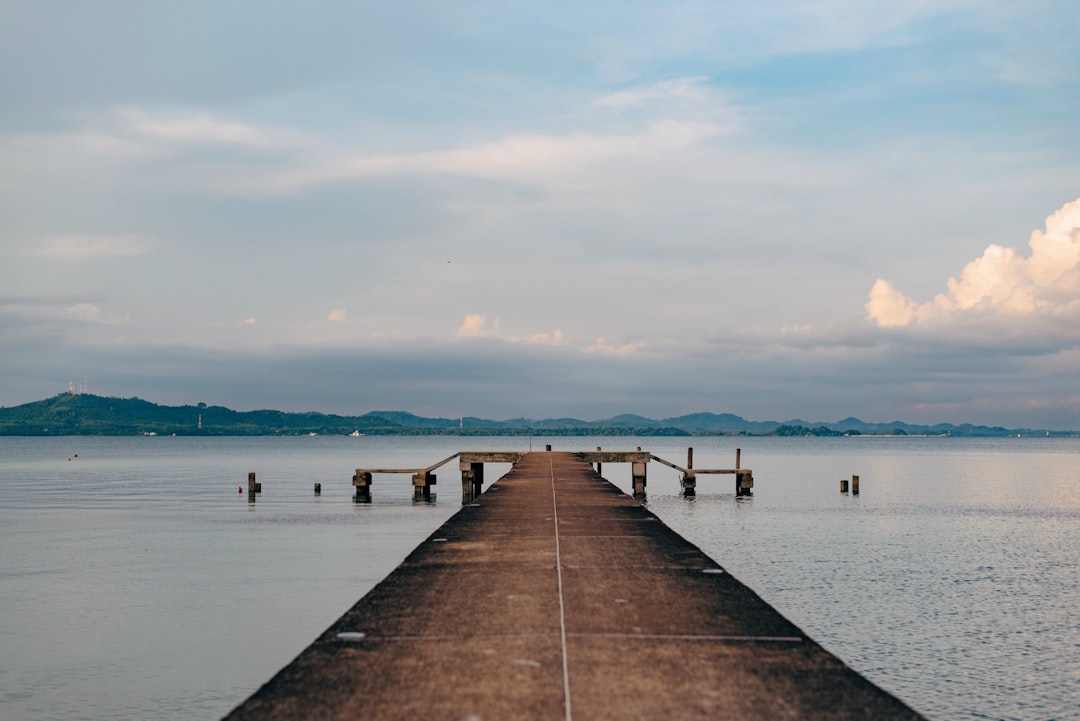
1,1,1079,428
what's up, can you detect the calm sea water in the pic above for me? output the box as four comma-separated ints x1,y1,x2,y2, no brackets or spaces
1,435,1077,720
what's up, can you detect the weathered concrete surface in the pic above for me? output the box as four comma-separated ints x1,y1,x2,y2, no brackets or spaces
225,452,927,721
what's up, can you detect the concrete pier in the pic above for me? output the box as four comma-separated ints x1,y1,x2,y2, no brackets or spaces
226,452,925,721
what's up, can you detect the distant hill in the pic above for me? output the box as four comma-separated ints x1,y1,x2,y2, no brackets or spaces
0,393,1069,437
0,394,403,436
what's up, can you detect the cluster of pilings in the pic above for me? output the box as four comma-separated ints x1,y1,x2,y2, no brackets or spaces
251,447,755,505
841,475,860,494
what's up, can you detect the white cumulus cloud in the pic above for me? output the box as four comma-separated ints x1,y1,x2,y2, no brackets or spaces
867,197,1080,327
458,314,497,337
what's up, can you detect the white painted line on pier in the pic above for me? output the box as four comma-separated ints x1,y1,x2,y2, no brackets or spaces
550,453,573,721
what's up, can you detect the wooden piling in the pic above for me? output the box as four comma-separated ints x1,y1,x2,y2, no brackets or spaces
736,469,753,496
841,479,849,493
852,475,860,495
412,471,435,502
460,461,484,504
314,483,321,495
631,458,647,499
353,470,372,503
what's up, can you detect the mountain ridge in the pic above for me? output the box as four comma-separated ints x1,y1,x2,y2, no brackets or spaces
0,393,1072,437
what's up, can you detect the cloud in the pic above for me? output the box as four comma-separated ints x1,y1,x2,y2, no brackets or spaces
242,317,257,325
39,234,149,258
65,303,129,325
867,197,1080,328
458,314,567,347
585,337,647,355
251,118,727,195
593,76,714,110
510,328,566,346
327,308,346,322
458,314,495,337
116,107,306,149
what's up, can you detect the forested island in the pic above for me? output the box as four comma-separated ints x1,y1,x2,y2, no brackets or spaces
0,393,1070,437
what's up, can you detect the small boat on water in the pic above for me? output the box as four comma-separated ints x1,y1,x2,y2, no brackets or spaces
349,430,364,437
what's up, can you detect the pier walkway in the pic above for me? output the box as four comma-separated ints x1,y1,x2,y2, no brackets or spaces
226,452,925,720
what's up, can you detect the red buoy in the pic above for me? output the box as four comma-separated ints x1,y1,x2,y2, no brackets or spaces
238,486,242,494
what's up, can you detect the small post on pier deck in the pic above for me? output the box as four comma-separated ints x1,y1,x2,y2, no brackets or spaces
413,471,436,502
596,447,602,476
460,461,484,504
353,470,372,503
735,448,741,469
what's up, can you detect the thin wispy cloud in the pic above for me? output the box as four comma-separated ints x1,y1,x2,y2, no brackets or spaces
65,303,129,325
38,234,149,258
116,108,302,149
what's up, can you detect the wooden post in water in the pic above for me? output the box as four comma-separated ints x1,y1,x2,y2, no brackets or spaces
314,482,321,495
353,470,372,503
632,458,647,499
736,448,741,469
248,472,261,499
681,446,696,497
412,471,436,502
852,475,860,495
840,479,849,494
736,470,753,496
460,461,484,504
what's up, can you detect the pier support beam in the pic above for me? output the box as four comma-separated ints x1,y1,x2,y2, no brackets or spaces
412,471,436,502
736,470,754,496
353,470,372,503
460,461,484,504
682,447,695,497
247,472,261,500
681,470,696,497
632,460,647,499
